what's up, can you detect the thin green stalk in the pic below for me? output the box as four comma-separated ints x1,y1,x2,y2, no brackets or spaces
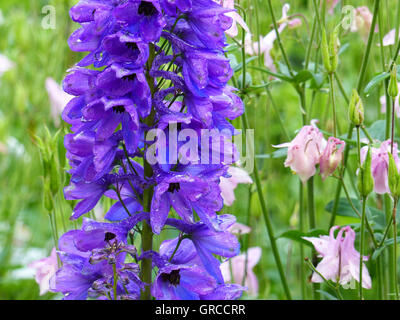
330,0,381,228
140,44,156,301
392,197,399,299
359,197,367,300
112,263,118,300
239,7,291,299
329,73,337,137
307,177,320,300
299,181,307,299
305,258,343,300
241,110,292,300
266,0,295,77
385,194,396,299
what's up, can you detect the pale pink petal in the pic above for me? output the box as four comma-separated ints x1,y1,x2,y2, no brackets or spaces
46,77,74,126
228,222,252,235
28,248,58,296
0,54,14,76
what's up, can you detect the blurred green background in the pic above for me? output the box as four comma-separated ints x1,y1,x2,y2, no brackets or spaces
0,0,396,300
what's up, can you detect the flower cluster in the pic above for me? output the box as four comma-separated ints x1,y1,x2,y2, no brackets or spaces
51,0,247,300
274,124,345,183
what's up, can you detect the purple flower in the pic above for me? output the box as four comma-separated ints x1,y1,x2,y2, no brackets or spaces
152,264,217,300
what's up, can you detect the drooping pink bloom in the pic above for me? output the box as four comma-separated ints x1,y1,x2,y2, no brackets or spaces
215,0,250,38
228,222,251,235
327,0,340,14
245,4,301,71
303,226,371,289
220,247,262,296
274,125,327,183
360,140,400,194
380,83,400,118
220,166,253,206
0,54,14,76
46,77,74,126
319,137,345,180
350,6,378,42
28,248,59,296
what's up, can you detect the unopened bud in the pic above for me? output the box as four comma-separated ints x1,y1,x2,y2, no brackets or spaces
388,64,399,98
322,27,340,73
388,152,400,197
358,147,374,197
349,89,364,126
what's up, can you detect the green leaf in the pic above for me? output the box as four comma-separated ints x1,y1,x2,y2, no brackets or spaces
364,72,389,95
292,70,314,84
255,148,288,159
276,229,328,247
234,56,259,72
372,237,400,260
316,290,339,300
325,198,385,230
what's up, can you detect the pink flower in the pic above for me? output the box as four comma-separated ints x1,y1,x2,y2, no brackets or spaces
327,0,340,14
0,54,14,76
303,226,371,289
28,248,59,295
228,222,251,235
245,4,301,71
381,29,399,46
220,247,262,296
215,0,250,38
46,77,74,126
319,137,345,180
380,83,400,118
274,125,327,183
220,166,253,206
360,140,400,194
350,6,378,42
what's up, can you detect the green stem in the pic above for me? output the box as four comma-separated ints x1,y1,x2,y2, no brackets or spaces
307,177,320,300
140,44,156,301
299,181,307,299
329,73,337,137
241,111,292,300
359,197,367,300
266,0,295,77
330,0,381,228
393,197,399,299
112,263,118,300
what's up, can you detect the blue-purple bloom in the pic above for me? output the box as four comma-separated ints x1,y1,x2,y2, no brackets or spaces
54,0,247,300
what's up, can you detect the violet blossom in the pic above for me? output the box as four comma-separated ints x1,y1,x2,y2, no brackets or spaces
56,0,246,300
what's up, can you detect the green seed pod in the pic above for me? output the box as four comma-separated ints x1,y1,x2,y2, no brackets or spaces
322,28,331,73
329,26,340,73
388,64,399,98
388,152,400,197
358,147,374,198
348,89,364,126
43,177,54,213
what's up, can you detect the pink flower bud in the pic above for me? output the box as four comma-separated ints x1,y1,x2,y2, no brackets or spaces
319,137,345,180
288,18,302,29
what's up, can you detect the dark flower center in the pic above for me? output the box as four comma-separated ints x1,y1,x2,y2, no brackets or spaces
161,270,181,286
168,183,181,193
113,105,125,114
122,74,137,81
138,1,157,16
105,232,116,242
125,42,138,51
